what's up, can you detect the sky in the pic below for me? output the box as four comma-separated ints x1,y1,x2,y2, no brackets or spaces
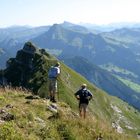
0,0,140,27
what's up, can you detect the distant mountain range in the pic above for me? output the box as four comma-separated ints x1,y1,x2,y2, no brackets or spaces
79,22,140,32
0,22,140,110
31,23,140,83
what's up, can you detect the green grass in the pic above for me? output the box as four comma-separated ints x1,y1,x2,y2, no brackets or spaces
0,88,138,140
116,76,140,93
25,54,140,139
100,63,138,78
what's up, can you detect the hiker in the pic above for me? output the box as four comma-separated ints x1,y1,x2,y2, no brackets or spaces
75,84,93,119
48,62,60,102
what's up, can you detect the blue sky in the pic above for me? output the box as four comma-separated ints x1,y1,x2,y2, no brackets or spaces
0,0,140,27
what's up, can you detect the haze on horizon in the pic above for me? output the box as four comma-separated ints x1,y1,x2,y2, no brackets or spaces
0,0,140,27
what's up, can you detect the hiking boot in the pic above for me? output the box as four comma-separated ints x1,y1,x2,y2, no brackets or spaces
50,97,53,102
50,97,56,102
52,98,57,103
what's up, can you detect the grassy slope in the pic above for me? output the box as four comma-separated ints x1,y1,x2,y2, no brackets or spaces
0,88,138,140
60,63,140,138
22,52,140,139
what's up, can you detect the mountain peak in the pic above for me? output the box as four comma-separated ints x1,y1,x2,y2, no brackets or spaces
3,42,53,91
61,21,76,27
23,41,37,54
49,24,63,32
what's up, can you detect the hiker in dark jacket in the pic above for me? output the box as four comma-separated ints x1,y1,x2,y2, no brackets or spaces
48,62,60,102
75,84,93,119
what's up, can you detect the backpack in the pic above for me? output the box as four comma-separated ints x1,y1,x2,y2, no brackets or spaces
79,89,92,103
48,66,59,78
80,89,89,100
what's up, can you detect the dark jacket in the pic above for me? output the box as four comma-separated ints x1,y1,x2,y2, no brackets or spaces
75,88,93,104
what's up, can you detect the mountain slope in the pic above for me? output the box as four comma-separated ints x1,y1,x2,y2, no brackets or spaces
61,56,140,110
101,28,140,79
0,42,140,139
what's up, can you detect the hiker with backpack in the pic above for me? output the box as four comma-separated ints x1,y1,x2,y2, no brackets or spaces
48,62,60,102
75,84,93,119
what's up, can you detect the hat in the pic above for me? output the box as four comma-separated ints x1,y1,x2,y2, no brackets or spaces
55,62,60,67
81,83,87,88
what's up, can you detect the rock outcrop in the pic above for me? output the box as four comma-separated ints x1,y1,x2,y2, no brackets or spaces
0,41,57,97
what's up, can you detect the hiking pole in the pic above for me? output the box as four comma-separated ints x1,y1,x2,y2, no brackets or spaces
57,89,59,102
57,77,60,102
